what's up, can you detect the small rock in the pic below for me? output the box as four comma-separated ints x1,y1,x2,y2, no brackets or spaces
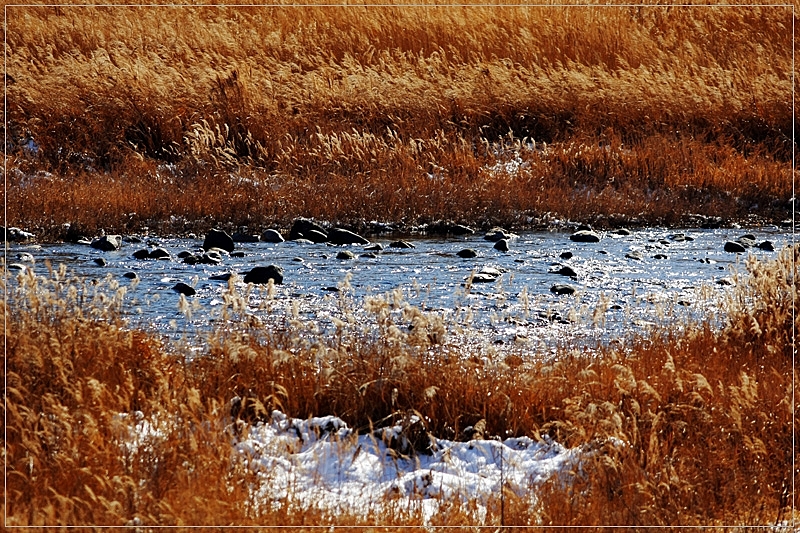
123,235,144,243
133,249,150,260
559,251,573,260
148,248,171,260
231,251,245,258
90,235,122,251
7,263,27,271
614,228,631,236
724,241,747,253
328,228,370,245
625,251,644,261
484,227,516,242
569,230,601,243
172,282,196,296
457,249,478,258
653,254,668,259
361,252,378,259
390,240,415,249
93,257,107,266
199,251,223,265
244,265,284,285
210,272,233,281
177,250,193,259
364,243,384,251
550,284,576,295
292,238,315,245
232,231,259,243
292,257,304,262
183,255,199,265
757,241,775,251
203,229,235,253
289,218,327,241
336,250,357,260
123,271,138,279
260,229,285,243
493,239,509,252
553,265,577,277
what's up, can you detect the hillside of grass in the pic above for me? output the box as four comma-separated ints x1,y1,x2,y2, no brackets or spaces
3,2,795,240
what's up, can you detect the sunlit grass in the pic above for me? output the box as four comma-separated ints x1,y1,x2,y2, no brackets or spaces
4,2,793,238
4,244,797,527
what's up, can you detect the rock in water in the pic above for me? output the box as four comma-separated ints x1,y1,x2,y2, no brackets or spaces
569,230,601,243
550,284,576,295
172,282,196,296
260,229,285,243
90,235,122,251
244,265,284,285
484,227,516,242
389,240,415,249
328,228,370,245
757,241,775,251
336,250,356,260
494,239,510,252
457,248,478,258
724,241,747,253
203,229,234,253
149,248,171,260
289,218,327,241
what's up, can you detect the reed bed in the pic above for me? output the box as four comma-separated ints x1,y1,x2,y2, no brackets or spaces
4,243,798,528
4,2,794,238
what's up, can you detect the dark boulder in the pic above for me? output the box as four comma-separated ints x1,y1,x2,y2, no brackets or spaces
91,235,122,251
653,254,668,259
364,243,384,251
306,230,329,243
493,239,510,252
203,229,234,253
457,248,478,258
389,240,415,249
328,228,370,245
232,231,259,243
244,265,284,285
122,271,138,279
551,284,576,295
133,249,150,260
172,282,196,296
93,257,107,266
559,251,573,260
149,248,171,260
569,230,601,243
757,241,775,251
724,241,747,253
553,265,578,277
625,251,644,261
289,218,327,241
210,272,233,281
199,251,223,265
260,229,285,243
614,228,632,236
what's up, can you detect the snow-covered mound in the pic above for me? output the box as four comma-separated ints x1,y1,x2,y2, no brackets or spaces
234,410,581,522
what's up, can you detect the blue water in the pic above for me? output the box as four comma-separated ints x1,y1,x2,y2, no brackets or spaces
4,226,790,350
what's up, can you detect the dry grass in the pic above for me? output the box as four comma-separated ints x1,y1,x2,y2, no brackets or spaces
4,2,794,238
4,242,798,527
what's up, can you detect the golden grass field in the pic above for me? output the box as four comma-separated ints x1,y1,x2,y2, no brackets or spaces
2,1,798,529
3,1,794,238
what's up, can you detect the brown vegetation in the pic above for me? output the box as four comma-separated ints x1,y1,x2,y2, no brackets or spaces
4,242,798,527
4,2,794,239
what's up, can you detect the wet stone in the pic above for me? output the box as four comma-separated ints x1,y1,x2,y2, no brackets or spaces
244,265,284,285
306,229,329,243
172,282,196,296
493,239,510,252
570,230,601,243
90,235,122,251
457,249,478,258
552,265,577,277
210,272,233,281
653,254,668,260
390,240,415,249
550,284,576,295
149,248,171,260
203,229,234,253
122,271,138,279
93,257,107,266
364,243,384,251
625,251,644,261
133,249,150,260
260,229,285,243
724,241,747,253
757,241,775,251
336,250,357,260
559,251,573,260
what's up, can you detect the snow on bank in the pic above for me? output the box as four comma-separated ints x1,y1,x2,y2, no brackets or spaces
234,411,581,522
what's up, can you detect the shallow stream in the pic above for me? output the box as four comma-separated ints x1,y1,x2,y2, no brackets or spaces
4,226,790,352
